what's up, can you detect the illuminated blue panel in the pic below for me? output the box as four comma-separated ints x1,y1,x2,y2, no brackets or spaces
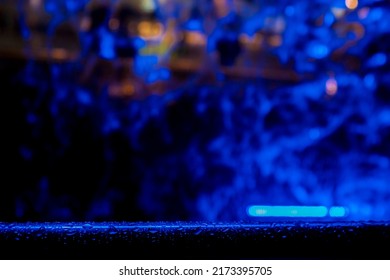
247,206,328,218
329,207,347,218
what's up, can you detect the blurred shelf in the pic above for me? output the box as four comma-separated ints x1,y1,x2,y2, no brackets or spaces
0,221,389,260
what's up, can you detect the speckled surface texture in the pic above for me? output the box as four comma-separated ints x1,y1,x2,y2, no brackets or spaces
1,222,389,259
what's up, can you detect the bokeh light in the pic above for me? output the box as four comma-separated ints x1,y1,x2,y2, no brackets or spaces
1,0,390,222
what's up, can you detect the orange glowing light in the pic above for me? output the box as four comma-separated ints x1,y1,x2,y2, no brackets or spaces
138,21,163,39
268,35,282,47
185,31,207,47
345,0,358,10
51,49,68,60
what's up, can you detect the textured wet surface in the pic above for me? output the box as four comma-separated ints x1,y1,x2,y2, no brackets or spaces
0,222,389,259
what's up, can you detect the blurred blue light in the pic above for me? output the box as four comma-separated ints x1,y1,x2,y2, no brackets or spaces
324,12,335,26
66,0,81,12
27,113,37,124
147,72,159,84
100,33,115,59
247,206,328,218
133,37,146,50
76,90,92,105
307,42,329,59
6,0,390,222
19,146,33,160
285,6,295,17
45,1,56,13
367,53,387,68
185,19,203,31
379,109,390,125
103,114,121,134
309,128,321,140
329,207,347,217
134,55,159,76
160,68,171,80
370,8,384,21
364,74,377,90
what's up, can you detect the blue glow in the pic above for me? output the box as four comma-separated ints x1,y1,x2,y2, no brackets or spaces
379,109,390,125
19,146,33,160
147,68,171,84
364,74,377,90
3,0,390,222
367,53,387,68
329,207,347,217
103,114,121,134
184,19,203,31
4,221,382,233
285,6,295,17
27,113,37,124
134,55,159,77
76,90,92,105
133,37,146,50
370,8,384,21
242,17,263,36
247,206,328,218
0,222,272,231
100,32,115,59
307,42,329,59
45,1,57,13
324,12,335,26
65,0,81,12
160,68,171,80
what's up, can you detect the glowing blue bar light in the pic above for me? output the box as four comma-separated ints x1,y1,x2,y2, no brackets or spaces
247,206,328,218
329,206,347,217
247,206,348,218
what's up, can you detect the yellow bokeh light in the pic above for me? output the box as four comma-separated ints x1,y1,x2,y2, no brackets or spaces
138,21,163,39
345,0,358,10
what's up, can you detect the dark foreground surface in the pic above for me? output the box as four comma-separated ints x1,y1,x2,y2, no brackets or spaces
0,222,389,260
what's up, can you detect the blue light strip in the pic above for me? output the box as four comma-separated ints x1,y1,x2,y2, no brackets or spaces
329,206,347,217
247,206,348,218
